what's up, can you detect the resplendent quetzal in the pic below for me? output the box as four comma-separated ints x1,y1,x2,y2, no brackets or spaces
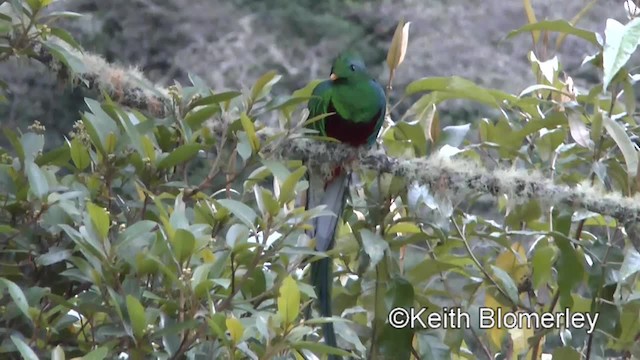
304,51,386,352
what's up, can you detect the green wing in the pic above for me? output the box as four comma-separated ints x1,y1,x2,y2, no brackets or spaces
307,80,332,137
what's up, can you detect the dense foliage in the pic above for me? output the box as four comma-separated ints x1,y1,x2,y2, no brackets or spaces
1,1,640,359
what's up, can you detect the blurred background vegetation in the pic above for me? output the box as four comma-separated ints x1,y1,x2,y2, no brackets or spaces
0,0,628,148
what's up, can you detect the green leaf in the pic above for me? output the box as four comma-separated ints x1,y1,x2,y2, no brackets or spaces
184,105,219,130
387,222,422,234
250,70,281,103
1,278,31,320
240,112,260,151
43,40,86,73
532,244,557,288
69,137,90,170
489,265,519,305
36,248,72,266
226,223,250,249
26,162,49,199
507,20,599,46
82,99,120,156
21,132,44,166
50,27,83,51
603,18,640,89
291,341,352,357
51,345,65,360
619,248,640,280
603,115,638,178
41,11,84,22
170,228,196,264
360,229,389,268
86,202,109,239
225,317,244,344
126,295,146,340
440,124,470,148
157,143,202,170
567,111,594,149
551,347,581,360
278,165,307,205
278,275,300,324
4,128,24,164
554,233,584,308
82,345,109,360
10,335,38,360
190,91,242,109
191,263,213,293
405,76,501,108
217,199,258,230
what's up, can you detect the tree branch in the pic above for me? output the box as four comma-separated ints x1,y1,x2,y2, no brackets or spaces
25,41,640,228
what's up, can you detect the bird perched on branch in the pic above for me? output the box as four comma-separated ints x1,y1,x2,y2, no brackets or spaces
304,51,386,356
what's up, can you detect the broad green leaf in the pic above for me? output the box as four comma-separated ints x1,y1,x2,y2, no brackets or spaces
51,345,65,360
603,18,640,89
240,112,260,152
50,27,82,51
4,128,24,164
567,111,594,149
440,124,470,148
21,132,44,166
292,341,352,357
1,278,31,320
157,143,202,170
552,347,581,360
191,263,213,291
554,232,584,308
489,265,519,305
532,244,557,288
82,345,109,360
184,104,218,130
44,40,86,73
217,199,258,230
250,70,281,103
189,91,242,109
405,76,501,108
226,316,244,344
619,248,640,280
69,137,90,170
126,295,146,340
507,20,599,46
82,99,120,155
26,162,49,199
226,223,250,249
170,228,196,264
86,202,109,239
10,335,38,360
36,248,72,266
278,165,307,205
360,229,389,268
387,222,422,234
603,115,638,178
278,275,301,324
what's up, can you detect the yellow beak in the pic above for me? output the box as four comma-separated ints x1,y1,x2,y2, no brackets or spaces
330,73,338,81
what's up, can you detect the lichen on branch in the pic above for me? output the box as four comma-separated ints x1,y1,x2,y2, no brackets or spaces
26,40,640,226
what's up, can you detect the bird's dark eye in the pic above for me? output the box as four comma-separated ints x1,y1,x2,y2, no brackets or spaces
349,64,356,71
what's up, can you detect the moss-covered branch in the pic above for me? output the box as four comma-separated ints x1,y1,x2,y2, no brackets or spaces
28,41,640,225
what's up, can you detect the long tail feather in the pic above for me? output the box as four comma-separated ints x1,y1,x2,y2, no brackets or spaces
305,169,350,357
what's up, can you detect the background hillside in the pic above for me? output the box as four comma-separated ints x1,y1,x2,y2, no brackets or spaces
0,0,628,145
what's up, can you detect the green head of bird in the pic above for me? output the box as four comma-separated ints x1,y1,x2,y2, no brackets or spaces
329,51,369,82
